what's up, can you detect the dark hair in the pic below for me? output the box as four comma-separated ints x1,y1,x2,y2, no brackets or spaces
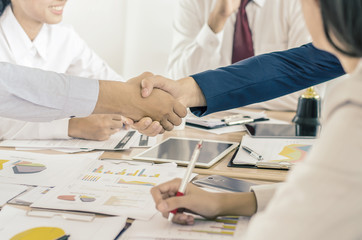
0,0,10,15
320,0,362,57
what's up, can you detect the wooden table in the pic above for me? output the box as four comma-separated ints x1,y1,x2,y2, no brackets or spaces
102,109,295,183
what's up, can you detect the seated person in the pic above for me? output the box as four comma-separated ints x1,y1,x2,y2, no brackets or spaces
0,0,127,140
150,0,362,239
167,0,327,111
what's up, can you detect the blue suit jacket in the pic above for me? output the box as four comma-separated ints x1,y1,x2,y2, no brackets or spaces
190,43,345,116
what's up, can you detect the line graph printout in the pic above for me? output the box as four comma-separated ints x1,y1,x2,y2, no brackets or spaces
122,213,249,240
32,161,186,220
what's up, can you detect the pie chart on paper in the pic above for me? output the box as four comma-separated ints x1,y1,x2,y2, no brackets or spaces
10,226,65,240
12,161,46,174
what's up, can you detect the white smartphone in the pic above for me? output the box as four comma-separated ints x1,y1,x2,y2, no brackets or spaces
192,175,255,192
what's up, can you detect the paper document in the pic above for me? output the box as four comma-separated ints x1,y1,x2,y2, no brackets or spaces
0,130,140,150
0,150,102,186
233,135,315,167
0,206,126,240
8,186,53,206
32,161,188,220
121,213,249,240
0,183,27,207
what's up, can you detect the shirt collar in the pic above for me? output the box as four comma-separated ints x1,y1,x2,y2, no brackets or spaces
0,5,48,61
252,0,266,7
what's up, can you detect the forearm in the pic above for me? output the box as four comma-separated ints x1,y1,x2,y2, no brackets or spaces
215,192,257,217
191,43,345,116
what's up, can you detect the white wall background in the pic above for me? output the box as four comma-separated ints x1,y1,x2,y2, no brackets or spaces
63,0,176,80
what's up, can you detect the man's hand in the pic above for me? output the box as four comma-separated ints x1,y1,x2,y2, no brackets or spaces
140,75,206,108
68,114,127,141
208,0,241,33
132,117,164,136
94,72,187,131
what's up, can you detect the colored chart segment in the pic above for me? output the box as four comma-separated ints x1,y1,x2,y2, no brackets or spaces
57,195,76,201
10,227,65,240
179,217,239,236
92,165,160,178
117,178,156,186
12,161,46,174
0,159,9,170
80,195,96,202
272,144,312,163
82,175,101,182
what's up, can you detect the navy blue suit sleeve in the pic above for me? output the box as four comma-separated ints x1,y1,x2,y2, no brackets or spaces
190,43,345,116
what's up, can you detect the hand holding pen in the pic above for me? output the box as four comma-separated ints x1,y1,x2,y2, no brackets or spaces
168,140,203,221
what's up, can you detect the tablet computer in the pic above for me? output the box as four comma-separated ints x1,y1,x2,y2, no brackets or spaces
132,137,238,168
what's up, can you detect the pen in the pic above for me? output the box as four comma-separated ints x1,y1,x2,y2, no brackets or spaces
168,140,203,221
241,145,263,161
226,117,269,126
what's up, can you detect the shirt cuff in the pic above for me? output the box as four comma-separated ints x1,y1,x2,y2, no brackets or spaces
196,23,223,51
250,184,281,212
61,75,99,119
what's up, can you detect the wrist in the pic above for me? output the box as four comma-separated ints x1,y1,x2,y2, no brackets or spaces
208,12,228,33
177,77,206,108
94,81,128,115
218,192,257,217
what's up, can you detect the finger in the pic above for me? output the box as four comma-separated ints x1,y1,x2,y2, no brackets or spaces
138,122,163,137
110,120,125,129
160,118,174,131
166,113,182,127
120,116,134,125
151,179,181,204
172,213,195,225
133,117,153,131
174,102,187,118
111,114,126,122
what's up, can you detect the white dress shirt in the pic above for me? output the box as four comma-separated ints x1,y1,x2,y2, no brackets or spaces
0,62,98,122
244,60,362,239
0,6,123,139
167,0,327,111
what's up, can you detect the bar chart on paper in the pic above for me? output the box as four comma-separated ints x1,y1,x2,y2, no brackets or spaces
179,217,239,236
122,213,249,240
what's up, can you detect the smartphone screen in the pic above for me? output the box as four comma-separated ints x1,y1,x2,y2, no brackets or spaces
245,123,319,138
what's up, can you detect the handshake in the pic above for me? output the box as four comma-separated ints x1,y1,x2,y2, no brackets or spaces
93,72,206,136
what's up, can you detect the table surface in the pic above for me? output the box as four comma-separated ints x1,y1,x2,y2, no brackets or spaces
101,109,295,183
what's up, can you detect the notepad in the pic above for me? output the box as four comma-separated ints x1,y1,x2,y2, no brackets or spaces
231,136,316,169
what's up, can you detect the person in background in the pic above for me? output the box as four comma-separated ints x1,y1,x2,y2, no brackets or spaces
150,0,362,238
167,0,328,111
0,0,159,140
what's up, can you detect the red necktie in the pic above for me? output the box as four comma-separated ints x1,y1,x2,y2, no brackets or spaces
232,0,254,63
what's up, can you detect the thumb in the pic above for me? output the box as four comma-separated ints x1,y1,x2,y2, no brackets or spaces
141,75,174,98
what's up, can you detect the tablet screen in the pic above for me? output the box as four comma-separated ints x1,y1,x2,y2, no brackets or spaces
133,138,238,168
